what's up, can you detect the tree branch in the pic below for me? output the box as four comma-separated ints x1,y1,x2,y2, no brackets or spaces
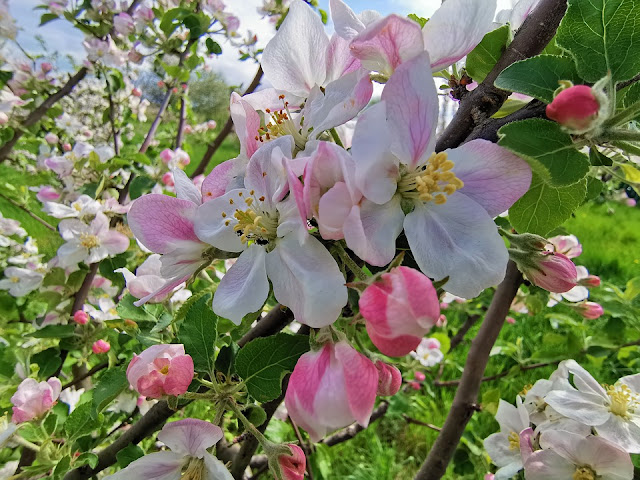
413,261,522,480
0,192,56,231
175,86,188,149
139,88,172,154
434,360,559,387
435,0,567,152
448,314,481,352
238,305,293,347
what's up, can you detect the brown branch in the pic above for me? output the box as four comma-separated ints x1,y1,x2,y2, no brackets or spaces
175,86,188,149
105,76,121,157
403,415,442,432
414,261,522,480
448,314,481,352
139,88,172,154
190,65,264,178
0,67,88,161
435,0,567,152
62,361,109,390
238,305,293,347
434,360,559,387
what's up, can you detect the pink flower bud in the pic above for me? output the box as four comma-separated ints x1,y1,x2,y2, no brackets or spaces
162,172,175,186
157,81,165,88
572,301,604,320
41,62,53,73
11,377,61,423
408,381,420,390
578,275,601,288
35,185,60,202
278,444,306,480
375,361,402,396
132,87,142,97
183,124,193,134
207,120,217,130
0,112,7,125
128,49,143,64
524,252,578,293
159,148,174,164
546,85,600,131
626,198,637,207
359,267,440,357
414,371,426,382
73,310,89,325
126,344,194,398
485,474,495,480
63,143,72,152
44,133,59,144
172,87,178,94
92,340,111,354
114,12,134,35
436,314,447,328
506,316,516,324
285,341,378,442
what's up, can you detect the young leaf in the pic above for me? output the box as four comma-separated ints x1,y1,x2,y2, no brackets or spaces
65,402,103,440
557,0,640,83
235,333,310,402
465,25,510,83
91,366,129,418
178,293,217,374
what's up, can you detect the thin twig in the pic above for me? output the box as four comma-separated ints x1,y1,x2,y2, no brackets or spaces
62,361,109,390
105,75,120,157
448,314,481,352
0,193,56,231
403,415,442,432
434,360,559,387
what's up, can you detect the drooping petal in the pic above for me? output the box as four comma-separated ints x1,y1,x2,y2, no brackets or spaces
349,14,424,76
194,190,247,253
173,169,202,205
544,389,610,426
325,34,361,82
104,451,183,480
212,245,269,325
203,453,234,480
381,52,438,169
157,419,223,459
266,234,347,328
133,275,190,307
230,92,261,159
343,196,404,267
352,102,399,205
404,193,509,298
447,139,532,217
128,195,199,254
423,0,497,71
261,0,329,96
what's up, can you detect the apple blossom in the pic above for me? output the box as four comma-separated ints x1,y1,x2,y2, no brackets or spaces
159,148,190,169
113,12,134,35
126,344,194,398
105,418,233,480
92,339,111,354
412,338,444,367
359,266,440,356
31,185,60,202
285,341,378,442
44,132,59,144
547,234,582,259
375,361,402,396
496,0,542,31
73,310,89,325
570,301,604,320
43,194,102,219
0,267,44,297
518,252,578,293
277,444,306,480
11,377,62,423
115,254,187,303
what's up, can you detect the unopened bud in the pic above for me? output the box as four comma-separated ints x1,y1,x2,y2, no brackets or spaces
92,339,110,354
277,444,306,480
578,275,601,288
571,301,604,320
546,85,600,131
375,361,402,396
73,310,89,325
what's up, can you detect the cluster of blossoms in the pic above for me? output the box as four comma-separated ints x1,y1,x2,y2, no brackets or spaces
484,359,637,479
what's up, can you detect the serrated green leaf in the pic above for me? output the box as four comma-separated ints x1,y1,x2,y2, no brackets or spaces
92,367,128,418
235,333,309,402
52,456,71,480
178,294,217,374
32,348,62,379
65,402,102,440
557,0,640,83
116,293,165,322
466,25,510,83
494,55,582,103
498,118,590,186
75,452,99,469
116,444,144,468
509,174,587,236
205,38,222,55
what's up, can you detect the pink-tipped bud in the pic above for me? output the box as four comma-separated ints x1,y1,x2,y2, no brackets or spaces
506,316,516,324
484,474,495,480
92,340,110,354
578,275,601,288
278,444,306,480
571,301,604,320
162,172,175,186
375,361,402,396
132,87,142,97
524,252,578,293
408,381,420,390
207,120,217,130
73,310,89,325
159,148,174,164
172,87,178,94
157,81,165,88
41,62,53,73
63,143,72,152
44,133,59,145
546,85,599,131
436,314,447,328
626,198,637,207
414,371,426,382
183,124,193,134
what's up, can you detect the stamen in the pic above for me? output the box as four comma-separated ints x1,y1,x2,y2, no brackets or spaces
398,152,464,205
507,431,519,451
573,466,596,480
606,383,638,418
80,233,100,249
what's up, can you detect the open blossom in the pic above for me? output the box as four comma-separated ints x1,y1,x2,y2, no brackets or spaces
160,148,190,169
285,341,378,442
105,419,233,480
56,212,129,269
412,338,444,367
359,266,440,356
547,234,582,258
115,254,186,304
194,137,347,327
0,267,44,297
496,0,542,30
113,12,134,35
126,344,194,398
350,53,531,297
43,194,102,219
11,377,62,423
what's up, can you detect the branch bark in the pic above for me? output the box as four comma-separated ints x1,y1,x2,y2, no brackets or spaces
435,0,567,152
413,261,522,480
0,67,88,161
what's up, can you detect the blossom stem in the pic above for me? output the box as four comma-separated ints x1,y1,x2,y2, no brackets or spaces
329,128,344,148
334,242,367,281
597,129,640,142
226,400,269,446
12,435,40,452
603,100,640,128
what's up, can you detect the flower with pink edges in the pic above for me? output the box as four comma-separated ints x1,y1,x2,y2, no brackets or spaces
92,340,110,354
571,301,604,320
11,377,62,423
412,337,444,367
73,310,89,325
126,344,194,398
522,252,578,293
359,266,440,357
375,360,402,396
285,341,378,442
115,254,187,304
547,234,582,259
277,444,306,480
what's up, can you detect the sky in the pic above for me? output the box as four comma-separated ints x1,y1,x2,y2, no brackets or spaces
7,0,514,88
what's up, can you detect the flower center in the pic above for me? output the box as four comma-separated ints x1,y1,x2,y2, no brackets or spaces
255,95,307,150
10,276,19,283
73,202,83,212
606,383,638,418
182,457,205,480
507,431,520,451
573,466,596,480
159,365,170,375
397,152,464,205
224,190,278,246
80,233,100,249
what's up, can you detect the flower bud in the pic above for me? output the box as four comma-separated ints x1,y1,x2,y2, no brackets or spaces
41,62,53,73
132,87,142,97
44,133,59,144
162,172,175,186
578,275,601,288
571,301,604,320
63,143,72,152
375,361,402,396
11,377,61,423
277,444,306,480
92,339,110,354
73,310,89,325
506,316,516,324
408,381,420,390
359,267,440,357
414,371,426,382
546,85,600,131
523,252,578,293
126,344,194,398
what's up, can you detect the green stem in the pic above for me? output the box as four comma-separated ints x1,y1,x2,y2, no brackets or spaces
13,435,40,452
598,129,640,142
611,141,640,157
604,100,640,128
226,400,269,446
334,243,367,281
330,128,344,148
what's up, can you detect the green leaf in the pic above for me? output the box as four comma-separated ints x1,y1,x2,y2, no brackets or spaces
65,402,102,440
407,13,428,28
494,55,582,103
509,174,587,236
318,8,328,24
498,118,590,186
116,444,144,468
75,452,99,469
160,7,189,37
215,343,239,378
28,324,76,339
206,38,222,55
235,333,309,402
466,25,510,83
128,175,156,200
0,127,14,146
52,456,71,480
91,367,129,418
624,277,640,301
0,70,12,88
557,0,640,83
116,293,165,322
178,293,217,374
40,13,59,26
32,348,62,379
589,147,613,166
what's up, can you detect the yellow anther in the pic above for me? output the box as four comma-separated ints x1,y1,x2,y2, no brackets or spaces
398,152,464,205
159,365,169,375
606,383,638,418
10,276,19,283
507,431,520,451
573,466,596,480
80,233,100,249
